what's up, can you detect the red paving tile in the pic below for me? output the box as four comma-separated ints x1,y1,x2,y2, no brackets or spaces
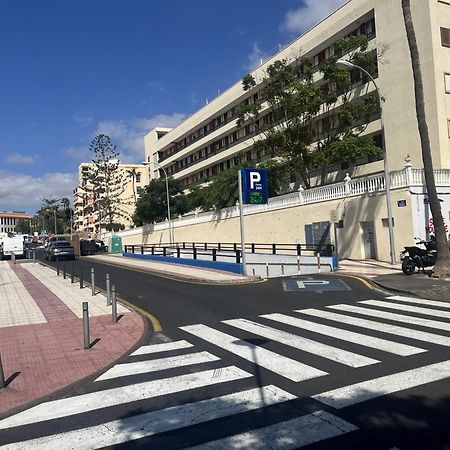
9,263,76,322
0,312,145,417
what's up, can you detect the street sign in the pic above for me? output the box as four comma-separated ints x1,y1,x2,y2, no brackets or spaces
397,200,407,207
241,168,268,205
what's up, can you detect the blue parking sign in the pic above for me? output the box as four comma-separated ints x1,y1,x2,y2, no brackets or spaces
241,168,268,204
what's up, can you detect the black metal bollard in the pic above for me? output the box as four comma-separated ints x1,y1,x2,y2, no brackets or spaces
106,273,111,306
272,243,276,254
141,245,144,255
91,267,95,296
111,284,118,323
163,247,167,256
80,264,83,289
71,261,74,283
193,247,197,259
0,353,5,388
33,250,36,263
63,260,66,279
212,248,217,261
176,247,181,258
251,243,256,253
82,302,90,349
236,249,241,264
56,258,60,276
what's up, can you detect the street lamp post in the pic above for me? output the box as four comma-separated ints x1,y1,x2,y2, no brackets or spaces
336,59,396,265
142,161,174,247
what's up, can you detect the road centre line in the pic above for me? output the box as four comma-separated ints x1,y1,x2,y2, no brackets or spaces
327,304,450,332
189,410,358,450
360,300,450,319
313,359,450,409
223,318,380,367
295,308,450,346
96,351,220,381
262,312,426,355
0,366,251,430
180,324,327,382
0,386,295,450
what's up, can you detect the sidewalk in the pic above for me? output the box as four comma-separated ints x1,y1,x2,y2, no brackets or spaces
87,253,253,283
337,259,450,301
0,260,146,419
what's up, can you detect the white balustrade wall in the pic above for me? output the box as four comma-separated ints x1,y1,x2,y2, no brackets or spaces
105,168,450,240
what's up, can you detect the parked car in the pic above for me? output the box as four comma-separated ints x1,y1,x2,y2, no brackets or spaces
95,239,108,252
44,236,67,249
45,241,75,261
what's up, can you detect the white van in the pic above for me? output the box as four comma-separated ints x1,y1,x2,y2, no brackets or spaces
0,234,25,259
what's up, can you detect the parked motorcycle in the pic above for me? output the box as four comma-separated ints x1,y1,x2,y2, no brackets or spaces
400,237,436,275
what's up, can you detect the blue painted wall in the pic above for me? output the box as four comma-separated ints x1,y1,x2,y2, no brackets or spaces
123,252,244,275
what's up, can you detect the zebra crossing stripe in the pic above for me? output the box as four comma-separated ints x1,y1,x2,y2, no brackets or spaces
360,300,450,319
296,308,450,347
180,324,327,382
0,386,296,450
263,312,426,356
312,359,450,409
95,351,220,381
223,318,380,367
328,304,450,332
0,366,251,430
188,410,358,450
130,340,193,356
388,295,450,310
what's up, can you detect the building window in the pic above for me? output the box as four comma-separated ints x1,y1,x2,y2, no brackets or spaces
445,73,450,93
441,27,450,47
136,173,141,183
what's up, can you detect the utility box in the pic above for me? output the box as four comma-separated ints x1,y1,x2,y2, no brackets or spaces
110,235,123,254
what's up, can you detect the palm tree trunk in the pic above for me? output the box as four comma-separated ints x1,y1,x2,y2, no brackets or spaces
401,0,450,277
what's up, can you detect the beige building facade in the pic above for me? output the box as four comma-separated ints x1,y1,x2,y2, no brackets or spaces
74,162,149,234
135,0,450,262
0,212,33,234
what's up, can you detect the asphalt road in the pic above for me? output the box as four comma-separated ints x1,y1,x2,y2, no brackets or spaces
14,250,450,449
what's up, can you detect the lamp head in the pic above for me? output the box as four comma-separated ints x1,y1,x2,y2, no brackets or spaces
336,59,355,70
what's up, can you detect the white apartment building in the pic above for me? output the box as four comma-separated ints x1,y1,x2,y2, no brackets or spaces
136,0,450,261
0,212,33,234
74,162,149,234
145,0,450,183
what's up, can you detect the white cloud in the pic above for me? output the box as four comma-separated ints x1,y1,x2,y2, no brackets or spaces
64,146,91,163
4,152,37,165
280,0,347,35
0,171,78,213
95,113,185,162
245,42,268,72
147,81,167,93
72,111,94,127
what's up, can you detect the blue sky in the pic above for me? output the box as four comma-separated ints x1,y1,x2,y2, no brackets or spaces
0,0,345,213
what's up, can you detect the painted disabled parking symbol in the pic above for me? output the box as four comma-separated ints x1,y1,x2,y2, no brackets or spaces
283,278,351,292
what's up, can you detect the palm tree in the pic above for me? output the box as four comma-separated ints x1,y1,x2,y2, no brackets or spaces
401,0,450,277
127,168,138,204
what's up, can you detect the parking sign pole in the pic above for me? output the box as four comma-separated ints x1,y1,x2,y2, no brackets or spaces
238,170,247,275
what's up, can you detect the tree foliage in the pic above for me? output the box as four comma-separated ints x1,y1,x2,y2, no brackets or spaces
132,177,187,226
238,35,383,188
87,134,130,228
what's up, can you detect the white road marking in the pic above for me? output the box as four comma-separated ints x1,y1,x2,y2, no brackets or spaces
95,351,220,381
0,366,251,430
130,340,193,356
360,300,450,319
0,386,295,450
313,359,450,409
180,324,327,382
188,410,358,450
263,312,425,356
224,318,379,367
328,304,450,332
388,295,450,309
297,308,450,346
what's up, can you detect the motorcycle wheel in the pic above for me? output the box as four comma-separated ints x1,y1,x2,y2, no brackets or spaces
402,259,416,275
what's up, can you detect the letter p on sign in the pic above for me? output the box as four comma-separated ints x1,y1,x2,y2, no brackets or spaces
249,171,261,189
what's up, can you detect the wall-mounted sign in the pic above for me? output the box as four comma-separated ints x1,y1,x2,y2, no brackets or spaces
397,199,407,207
